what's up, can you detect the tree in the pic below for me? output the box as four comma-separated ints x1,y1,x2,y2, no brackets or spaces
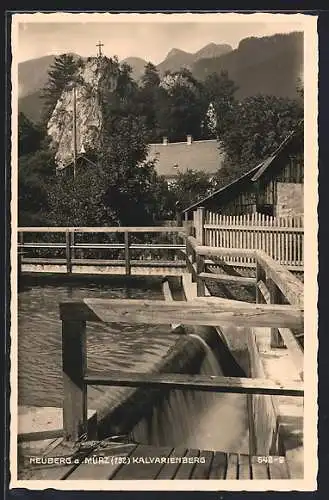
18,112,44,156
170,170,213,210
47,168,117,227
40,53,82,124
203,71,238,139
218,94,303,167
157,69,206,142
138,63,161,141
213,94,303,188
19,149,56,226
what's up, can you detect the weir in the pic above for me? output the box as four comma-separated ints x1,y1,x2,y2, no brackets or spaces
131,333,249,453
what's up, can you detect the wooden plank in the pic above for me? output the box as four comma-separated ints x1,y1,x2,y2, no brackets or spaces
203,224,304,233
84,370,304,396
208,451,227,479
66,230,72,274
18,226,184,233
196,245,255,259
256,250,304,307
196,255,206,297
195,207,205,245
22,258,185,267
162,280,183,331
21,439,99,480
278,328,304,380
62,320,87,441
238,454,251,479
199,272,256,286
225,453,238,479
268,458,290,479
173,448,200,479
156,447,188,479
267,278,285,348
113,444,173,479
67,443,137,479
60,297,304,330
250,456,269,480
190,450,214,479
257,280,270,304
124,231,130,276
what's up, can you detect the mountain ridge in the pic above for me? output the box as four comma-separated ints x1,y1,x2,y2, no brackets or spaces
18,32,303,123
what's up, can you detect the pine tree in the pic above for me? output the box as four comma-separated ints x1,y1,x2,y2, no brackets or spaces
40,53,82,124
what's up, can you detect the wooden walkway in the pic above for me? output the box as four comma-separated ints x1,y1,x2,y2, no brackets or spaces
19,441,289,480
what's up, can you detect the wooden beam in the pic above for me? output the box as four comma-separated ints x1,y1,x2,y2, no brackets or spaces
278,328,304,381
84,370,304,397
124,231,130,276
196,245,256,259
62,319,87,441
256,250,304,307
267,278,285,348
18,226,184,233
257,280,270,304
203,224,303,233
65,230,72,274
199,272,256,286
59,298,303,329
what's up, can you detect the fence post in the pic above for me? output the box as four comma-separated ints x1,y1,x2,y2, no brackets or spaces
66,230,72,274
196,207,205,245
62,319,87,441
124,231,131,276
18,231,23,274
255,261,266,304
196,254,205,297
71,231,75,262
267,278,285,348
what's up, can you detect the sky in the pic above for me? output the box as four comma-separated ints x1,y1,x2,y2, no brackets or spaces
15,15,303,64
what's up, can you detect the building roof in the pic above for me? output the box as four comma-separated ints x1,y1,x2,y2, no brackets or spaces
182,122,303,214
147,139,224,178
182,162,263,214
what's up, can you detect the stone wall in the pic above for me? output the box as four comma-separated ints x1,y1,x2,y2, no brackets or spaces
276,182,304,217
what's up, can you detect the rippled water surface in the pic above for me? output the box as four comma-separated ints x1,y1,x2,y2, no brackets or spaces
17,278,178,407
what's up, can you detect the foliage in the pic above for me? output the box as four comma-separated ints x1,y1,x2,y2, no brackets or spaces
156,69,207,142
18,148,56,226
169,169,213,210
213,94,303,187
18,112,44,156
18,53,304,226
47,168,117,227
40,53,82,125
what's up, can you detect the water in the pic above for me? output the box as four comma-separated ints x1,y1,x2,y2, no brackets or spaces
132,333,250,453
18,277,249,453
18,278,179,408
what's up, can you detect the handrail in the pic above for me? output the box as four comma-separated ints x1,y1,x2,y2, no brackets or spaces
18,226,184,233
60,297,304,441
18,226,188,276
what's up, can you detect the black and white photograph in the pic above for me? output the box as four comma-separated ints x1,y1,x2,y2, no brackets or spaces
10,11,318,491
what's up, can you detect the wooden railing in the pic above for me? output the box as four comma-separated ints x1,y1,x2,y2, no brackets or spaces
18,226,186,275
185,235,304,380
60,297,304,442
192,208,304,270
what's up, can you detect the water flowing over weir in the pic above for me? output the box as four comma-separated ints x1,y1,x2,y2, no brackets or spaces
130,333,250,454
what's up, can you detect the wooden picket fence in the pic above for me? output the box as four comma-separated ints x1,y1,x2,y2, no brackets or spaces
195,210,304,269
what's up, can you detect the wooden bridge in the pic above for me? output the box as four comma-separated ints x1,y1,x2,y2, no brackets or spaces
17,213,305,481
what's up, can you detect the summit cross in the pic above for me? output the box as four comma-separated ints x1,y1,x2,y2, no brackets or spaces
96,41,104,57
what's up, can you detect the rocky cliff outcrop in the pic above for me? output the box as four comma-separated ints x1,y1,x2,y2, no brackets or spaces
47,57,118,167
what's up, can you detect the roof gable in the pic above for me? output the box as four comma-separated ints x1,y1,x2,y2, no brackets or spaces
147,140,224,177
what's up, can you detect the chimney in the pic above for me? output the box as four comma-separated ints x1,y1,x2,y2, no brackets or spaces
162,136,168,145
187,135,193,145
